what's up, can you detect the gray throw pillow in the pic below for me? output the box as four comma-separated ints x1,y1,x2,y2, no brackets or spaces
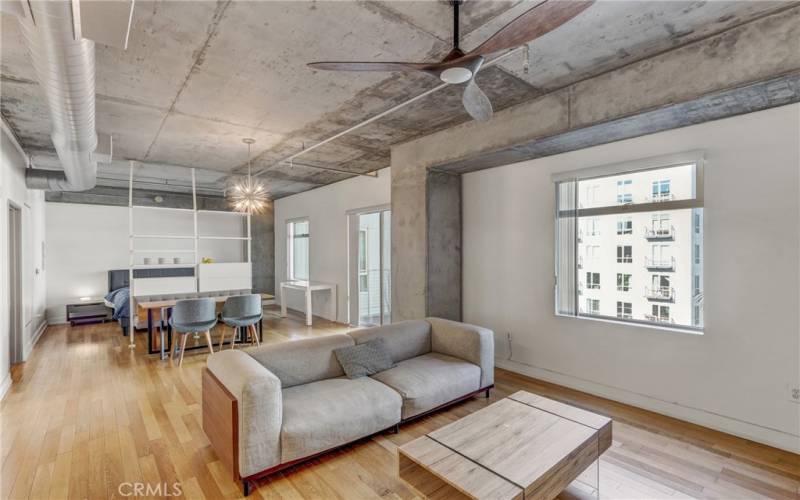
334,338,395,379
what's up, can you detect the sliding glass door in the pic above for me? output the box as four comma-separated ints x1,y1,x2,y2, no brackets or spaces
349,207,391,326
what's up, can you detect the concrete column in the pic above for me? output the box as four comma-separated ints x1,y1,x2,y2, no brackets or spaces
426,170,461,321
250,202,275,294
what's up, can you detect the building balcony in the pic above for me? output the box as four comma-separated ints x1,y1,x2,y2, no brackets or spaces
647,193,675,202
645,257,675,271
644,225,675,240
645,286,675,302
644,314,675,324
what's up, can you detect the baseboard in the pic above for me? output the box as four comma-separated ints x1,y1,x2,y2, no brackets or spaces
0,373,11,402
23,320,48,360
496,358,800,454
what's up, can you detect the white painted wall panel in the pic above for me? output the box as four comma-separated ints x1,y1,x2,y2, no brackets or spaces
462,104,800,452
0,128,47,397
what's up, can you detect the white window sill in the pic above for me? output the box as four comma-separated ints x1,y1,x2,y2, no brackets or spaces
556,312,704,336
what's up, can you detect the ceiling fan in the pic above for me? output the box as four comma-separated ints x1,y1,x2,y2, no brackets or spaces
308,0,594,122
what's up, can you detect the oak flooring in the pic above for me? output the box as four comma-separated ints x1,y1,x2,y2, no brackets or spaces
1,308,798,499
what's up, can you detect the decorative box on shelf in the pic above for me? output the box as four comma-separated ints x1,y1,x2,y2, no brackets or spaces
66,297,111,326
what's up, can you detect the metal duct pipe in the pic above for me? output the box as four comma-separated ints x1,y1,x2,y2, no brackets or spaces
19,0,98,191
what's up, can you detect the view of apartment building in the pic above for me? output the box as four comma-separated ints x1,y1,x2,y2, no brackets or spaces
577,164,704,328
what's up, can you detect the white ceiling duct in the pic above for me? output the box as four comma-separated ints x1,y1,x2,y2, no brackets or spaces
15,0,103,191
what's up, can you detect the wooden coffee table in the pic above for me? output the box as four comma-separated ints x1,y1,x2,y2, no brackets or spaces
398,391,612,500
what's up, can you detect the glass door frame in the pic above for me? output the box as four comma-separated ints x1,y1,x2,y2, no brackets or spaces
347,204,391,327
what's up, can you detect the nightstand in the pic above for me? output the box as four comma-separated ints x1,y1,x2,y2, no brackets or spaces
66,298,111,326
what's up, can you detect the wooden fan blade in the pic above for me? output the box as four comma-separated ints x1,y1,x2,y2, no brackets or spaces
308,61,432,72
468,0,594,56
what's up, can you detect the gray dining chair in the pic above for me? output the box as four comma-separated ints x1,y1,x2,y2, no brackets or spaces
170,298,217,366
219,294,262,350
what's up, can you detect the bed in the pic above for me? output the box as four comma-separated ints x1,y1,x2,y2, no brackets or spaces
105,269,131,336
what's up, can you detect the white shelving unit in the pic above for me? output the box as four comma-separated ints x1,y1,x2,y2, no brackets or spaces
127,163,252,349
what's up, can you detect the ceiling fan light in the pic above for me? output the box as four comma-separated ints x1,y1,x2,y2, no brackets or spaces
440,67,472,84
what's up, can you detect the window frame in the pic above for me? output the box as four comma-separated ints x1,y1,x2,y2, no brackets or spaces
287,217,310,282
554,150,705,334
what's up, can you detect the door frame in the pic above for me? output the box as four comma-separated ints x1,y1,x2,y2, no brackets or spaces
8,202,23,364
347,204,390,327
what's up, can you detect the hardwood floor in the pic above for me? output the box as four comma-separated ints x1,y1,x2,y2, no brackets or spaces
1,309,798,499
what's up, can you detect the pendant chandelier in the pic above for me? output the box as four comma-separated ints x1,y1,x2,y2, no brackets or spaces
230,138,268,214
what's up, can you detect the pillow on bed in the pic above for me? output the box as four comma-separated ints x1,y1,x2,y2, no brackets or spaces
333,338,395,379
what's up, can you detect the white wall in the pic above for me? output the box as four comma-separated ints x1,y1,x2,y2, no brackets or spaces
46,203,246,323
0,127,47,399
463,104,800,452
274,168,390,323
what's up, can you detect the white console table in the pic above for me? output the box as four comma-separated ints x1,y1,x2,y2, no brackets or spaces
280,281,337,326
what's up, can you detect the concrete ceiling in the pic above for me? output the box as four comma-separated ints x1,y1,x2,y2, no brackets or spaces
0,0,792,198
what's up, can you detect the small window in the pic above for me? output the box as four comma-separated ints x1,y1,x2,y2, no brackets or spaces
586,217,600,236
616,245,632,263
586,272,600,289
586,299,600,315
616,273,631,292
616,301,632,319
616,217,632,235
694,244,700,264
616,179,633,204
694,212,701,234
693,274,700,296
649,304,670,323
287,219,310,281
651,180,671,201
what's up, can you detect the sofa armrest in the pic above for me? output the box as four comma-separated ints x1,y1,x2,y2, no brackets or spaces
427,317,495,388
206,350,282,478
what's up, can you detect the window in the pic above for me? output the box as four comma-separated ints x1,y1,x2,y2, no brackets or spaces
586,299,600,315
616,273,631,292
616,217,632,235
585,184,599,203
650,213,672,237
649,244,673,269
693,274,700,296
694,213,701,234
649,275,672,300
616,179,632,204
694,244,701,264
586,217,600,236
616,245,632,263
651,180,671,201
555,154,704,331
287,219,310,281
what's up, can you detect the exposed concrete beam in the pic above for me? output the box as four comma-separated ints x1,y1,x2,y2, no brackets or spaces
390,5,800,321
443,72,800,174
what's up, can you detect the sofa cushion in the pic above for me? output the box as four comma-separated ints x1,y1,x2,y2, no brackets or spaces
246,334,354,388
348,319,431,363
371,352,481,419
334,338,395,379
280,377,402,462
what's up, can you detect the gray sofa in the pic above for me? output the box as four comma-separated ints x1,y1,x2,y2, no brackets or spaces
203,317,494,495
